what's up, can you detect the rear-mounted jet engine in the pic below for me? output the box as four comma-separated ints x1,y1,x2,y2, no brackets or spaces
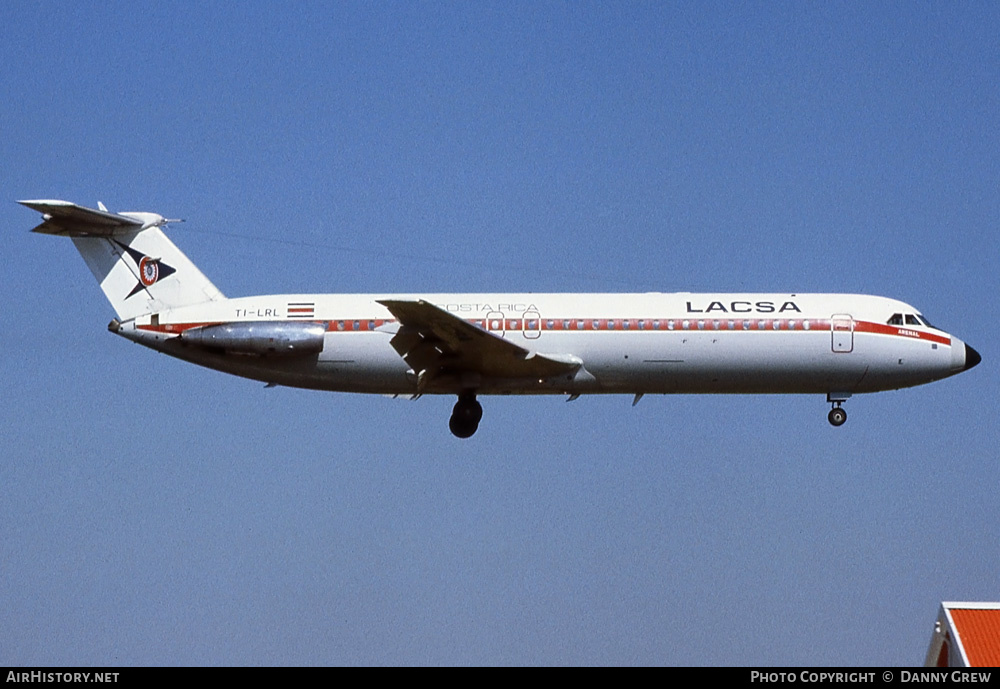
179,321,326,357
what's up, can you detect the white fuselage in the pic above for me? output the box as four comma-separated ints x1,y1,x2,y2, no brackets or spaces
22,199,979,435
114,292,972,398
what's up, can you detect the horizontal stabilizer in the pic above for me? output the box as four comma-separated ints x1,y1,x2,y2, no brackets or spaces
20,199,146,237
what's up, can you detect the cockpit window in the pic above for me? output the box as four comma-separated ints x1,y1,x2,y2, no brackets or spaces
905,314,921,326
917,314,936,329
887,313,903,325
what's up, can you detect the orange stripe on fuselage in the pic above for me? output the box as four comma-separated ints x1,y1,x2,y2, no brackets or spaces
137,317,952,345
853,321,951,346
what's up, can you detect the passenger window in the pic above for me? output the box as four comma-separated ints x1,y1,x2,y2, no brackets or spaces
888,313,903,325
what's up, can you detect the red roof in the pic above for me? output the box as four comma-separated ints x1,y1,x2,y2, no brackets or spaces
949,607,1000,667
926,602,1000,667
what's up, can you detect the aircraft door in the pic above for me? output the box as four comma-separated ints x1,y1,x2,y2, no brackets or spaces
831,315,854,353
486,311,505,338
522,310,541,339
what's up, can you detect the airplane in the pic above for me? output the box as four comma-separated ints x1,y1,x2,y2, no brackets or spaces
20,199,981,438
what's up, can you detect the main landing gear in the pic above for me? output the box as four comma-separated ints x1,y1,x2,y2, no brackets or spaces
449,392,483,438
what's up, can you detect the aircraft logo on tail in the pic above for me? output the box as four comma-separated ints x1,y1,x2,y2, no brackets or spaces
113,240,176,298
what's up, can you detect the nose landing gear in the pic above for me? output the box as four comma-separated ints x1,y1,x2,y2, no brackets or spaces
449,393,483,438
827,392,850,427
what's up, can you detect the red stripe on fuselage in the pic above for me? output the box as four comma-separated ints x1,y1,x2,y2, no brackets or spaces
853,321,951,345
137,317,952,345
138,322,215,334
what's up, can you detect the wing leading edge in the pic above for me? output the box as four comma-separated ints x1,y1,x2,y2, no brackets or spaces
377,299,581,390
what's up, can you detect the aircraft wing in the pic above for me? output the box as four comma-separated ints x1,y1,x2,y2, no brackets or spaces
18,199,142,237
377,299,581,386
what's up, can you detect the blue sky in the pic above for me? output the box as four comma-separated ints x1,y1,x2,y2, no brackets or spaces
1,1,997,666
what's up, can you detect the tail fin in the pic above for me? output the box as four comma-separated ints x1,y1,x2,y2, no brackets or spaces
20,200,225,321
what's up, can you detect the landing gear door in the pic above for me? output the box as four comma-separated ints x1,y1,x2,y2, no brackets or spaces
831,314,854,353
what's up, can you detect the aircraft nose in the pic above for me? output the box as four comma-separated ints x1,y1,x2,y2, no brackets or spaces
965,343,982,371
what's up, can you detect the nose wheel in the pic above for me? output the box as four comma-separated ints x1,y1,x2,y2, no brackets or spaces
826,392,851,427
449,393,483,438
828,405,847,427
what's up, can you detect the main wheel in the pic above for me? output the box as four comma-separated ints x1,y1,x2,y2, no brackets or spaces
449,415,479,438
449,395,483,438
828,407,847,427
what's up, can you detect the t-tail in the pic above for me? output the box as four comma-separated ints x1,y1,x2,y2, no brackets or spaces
19,200,224,321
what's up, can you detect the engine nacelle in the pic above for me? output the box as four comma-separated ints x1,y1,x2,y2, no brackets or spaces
180,321,326,357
